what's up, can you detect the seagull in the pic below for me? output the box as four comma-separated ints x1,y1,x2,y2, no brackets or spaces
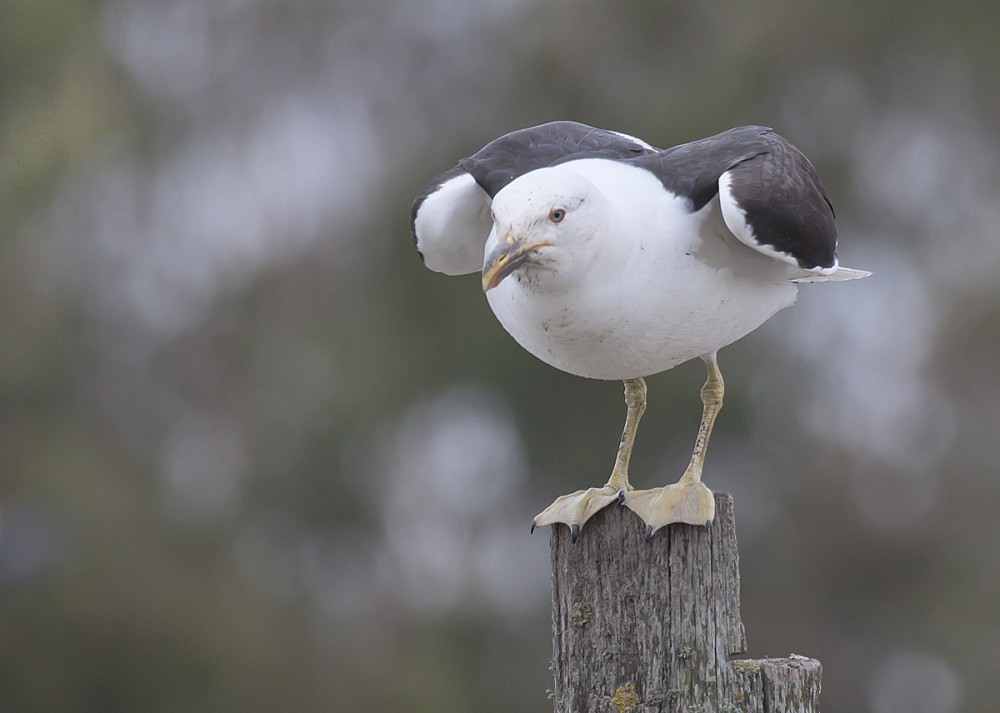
410,121,869,541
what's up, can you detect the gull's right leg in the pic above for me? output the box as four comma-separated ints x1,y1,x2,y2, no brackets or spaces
531,377,647,543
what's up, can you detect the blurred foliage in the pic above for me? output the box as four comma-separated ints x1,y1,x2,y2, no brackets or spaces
2,1,1000,712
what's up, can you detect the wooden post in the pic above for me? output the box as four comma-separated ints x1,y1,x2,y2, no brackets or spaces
549,493,821,713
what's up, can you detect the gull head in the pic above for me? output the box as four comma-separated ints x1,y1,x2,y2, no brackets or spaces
482,167,608,292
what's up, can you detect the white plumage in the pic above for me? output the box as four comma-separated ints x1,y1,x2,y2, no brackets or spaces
483,158,801,380
410,121,869,539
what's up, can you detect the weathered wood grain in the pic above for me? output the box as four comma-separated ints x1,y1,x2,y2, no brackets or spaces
549,492,821,713
731,656,822,713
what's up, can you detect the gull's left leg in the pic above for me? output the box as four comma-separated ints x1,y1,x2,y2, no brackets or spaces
623,353,722,537
531,377,646,543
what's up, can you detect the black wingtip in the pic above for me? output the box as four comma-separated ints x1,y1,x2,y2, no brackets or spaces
617,490,626,506
570,524,580,544
530,521,536,535
644,525,654,542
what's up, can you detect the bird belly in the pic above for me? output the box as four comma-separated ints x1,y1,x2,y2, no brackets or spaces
486,253,797,380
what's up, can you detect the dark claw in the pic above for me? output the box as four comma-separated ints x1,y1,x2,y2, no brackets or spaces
530,520,536,534
617,490,626,505
644,525,654,542
570,524,581,544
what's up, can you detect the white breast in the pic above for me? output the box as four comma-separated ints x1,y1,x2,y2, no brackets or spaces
484,160,798,380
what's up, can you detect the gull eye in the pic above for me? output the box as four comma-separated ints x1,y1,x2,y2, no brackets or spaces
548,207,567,224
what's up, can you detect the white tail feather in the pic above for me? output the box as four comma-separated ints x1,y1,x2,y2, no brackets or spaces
791,266,872,283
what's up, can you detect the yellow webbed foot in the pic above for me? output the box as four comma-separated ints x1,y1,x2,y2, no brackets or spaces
531,485,624,543
622,480,715,539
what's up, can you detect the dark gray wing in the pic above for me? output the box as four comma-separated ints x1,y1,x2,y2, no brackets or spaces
631,126,838,271
410,121,657,275
457,121,657,197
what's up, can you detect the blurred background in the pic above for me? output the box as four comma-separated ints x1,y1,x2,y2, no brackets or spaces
2,0,998,711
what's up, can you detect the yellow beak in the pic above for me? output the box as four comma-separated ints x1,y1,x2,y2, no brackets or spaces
481,233,552,292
